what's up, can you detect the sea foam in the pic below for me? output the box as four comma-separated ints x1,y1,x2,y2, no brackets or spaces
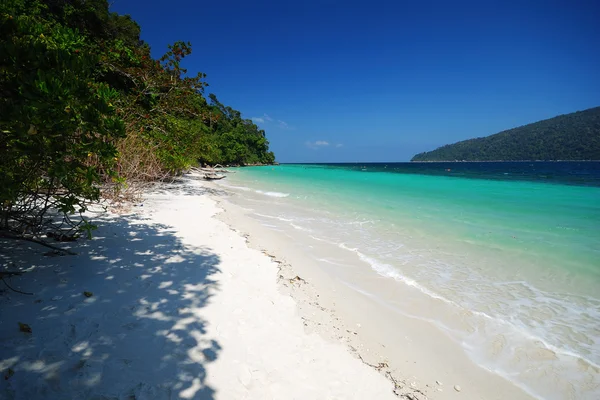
255,190,290,198
221,162,600,399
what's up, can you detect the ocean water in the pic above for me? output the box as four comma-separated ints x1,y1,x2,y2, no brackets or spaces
216,162,600,400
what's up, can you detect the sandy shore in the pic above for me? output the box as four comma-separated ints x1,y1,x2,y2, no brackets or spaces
0,177,394,399
214,184,537,400
0,175,533,399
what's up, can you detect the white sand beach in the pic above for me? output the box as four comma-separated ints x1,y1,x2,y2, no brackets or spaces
0,175,533,400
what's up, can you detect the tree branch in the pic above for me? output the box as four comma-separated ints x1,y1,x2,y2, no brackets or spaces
0,231,77,255
1,277,33,295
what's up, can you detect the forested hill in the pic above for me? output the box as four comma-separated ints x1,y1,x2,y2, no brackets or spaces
1,0,275,238
411,107,600,161
1,0,275,182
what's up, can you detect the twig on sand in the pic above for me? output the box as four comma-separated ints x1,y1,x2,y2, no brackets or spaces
0,272,33,295
0,231,77,255
357,353,389,371
356,351,426,399
384,370,405,396
289,275,307,285
0,271,23,279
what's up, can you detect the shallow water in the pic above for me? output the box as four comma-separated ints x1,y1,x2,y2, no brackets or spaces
217,162,600,400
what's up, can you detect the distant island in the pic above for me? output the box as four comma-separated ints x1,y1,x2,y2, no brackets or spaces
411,107,600,161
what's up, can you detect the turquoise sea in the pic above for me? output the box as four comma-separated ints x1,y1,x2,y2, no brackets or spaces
217,162,600,400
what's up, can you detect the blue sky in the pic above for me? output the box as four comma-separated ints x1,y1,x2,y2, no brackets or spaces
111,0,600,162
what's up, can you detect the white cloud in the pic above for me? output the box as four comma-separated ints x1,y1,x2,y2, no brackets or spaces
251,114,291,129
335,143,343,148
306,140,331,149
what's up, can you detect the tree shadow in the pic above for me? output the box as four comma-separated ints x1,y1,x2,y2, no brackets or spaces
0,211,221,399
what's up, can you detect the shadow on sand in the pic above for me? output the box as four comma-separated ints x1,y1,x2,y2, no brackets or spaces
0,209,221,400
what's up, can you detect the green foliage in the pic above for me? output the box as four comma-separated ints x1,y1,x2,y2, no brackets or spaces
0,0,276,238
0,2,123,234
412,107,600,161
200,94,275,166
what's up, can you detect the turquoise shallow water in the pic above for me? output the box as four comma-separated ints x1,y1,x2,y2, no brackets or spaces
218,162,600,399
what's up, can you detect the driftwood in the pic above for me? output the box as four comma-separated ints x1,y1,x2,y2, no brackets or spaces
188,167,227,180
190,166,234,174
202,174,225,181
203,168,233,174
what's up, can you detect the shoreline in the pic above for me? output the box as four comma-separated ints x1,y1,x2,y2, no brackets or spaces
0,176,396,399
211,183,536,400
212,164,600,400
272,160,600,164
0,175,570,399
